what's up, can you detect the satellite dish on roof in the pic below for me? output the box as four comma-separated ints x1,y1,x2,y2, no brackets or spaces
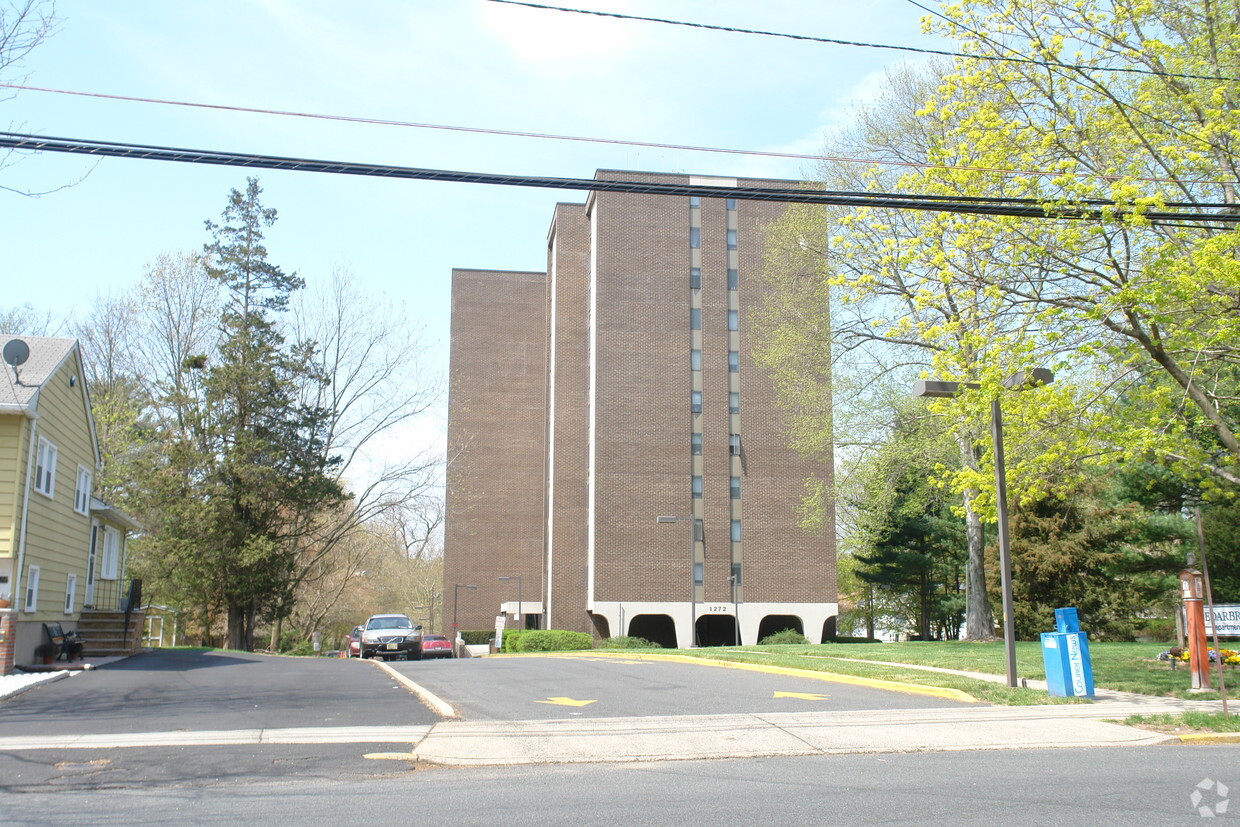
2,339,30,368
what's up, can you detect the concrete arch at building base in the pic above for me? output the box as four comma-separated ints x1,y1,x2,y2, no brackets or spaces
590,601,839,649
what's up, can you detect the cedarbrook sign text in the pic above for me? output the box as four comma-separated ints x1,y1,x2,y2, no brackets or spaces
1205,605,1240,636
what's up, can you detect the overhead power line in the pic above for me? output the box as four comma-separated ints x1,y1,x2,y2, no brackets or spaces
2,82,1230,187
3,131,1236,226
485,0,1239,84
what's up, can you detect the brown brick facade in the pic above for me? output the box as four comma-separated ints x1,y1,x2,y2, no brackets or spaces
443,269,549,634
445,171,837,645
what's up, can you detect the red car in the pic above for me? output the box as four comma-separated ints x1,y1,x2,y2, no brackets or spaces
420,635,453,659
345,626,362,658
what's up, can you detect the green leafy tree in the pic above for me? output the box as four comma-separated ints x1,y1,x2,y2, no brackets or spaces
146,179,344,650
1000,476,1186,639
849,403,966,640
200,178,344,650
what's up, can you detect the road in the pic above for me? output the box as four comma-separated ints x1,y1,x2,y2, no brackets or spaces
5,745,1237,824
1,650,1233,824
389,652,972,719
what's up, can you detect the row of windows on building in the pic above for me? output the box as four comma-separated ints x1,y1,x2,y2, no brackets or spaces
689,308,740,330
689,350,741,372
34,436,94,516
689,268,740,290
687,195,744,591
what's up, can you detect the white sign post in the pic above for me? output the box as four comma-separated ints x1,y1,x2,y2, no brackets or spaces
494,615,506,652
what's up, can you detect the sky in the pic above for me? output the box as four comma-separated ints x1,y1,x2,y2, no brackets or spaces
1,0,942,472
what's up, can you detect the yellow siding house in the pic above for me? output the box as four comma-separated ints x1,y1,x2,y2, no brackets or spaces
0,336,140,671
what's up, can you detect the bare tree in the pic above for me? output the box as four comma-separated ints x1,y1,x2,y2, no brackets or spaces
0,1,94,196
0,301,63,335
267,268,442,645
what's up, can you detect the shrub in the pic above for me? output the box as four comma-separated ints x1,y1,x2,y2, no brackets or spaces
460,630,493,646
759,629,809,645
597,635,661,649
277,629,307,653
826,636,883,644
504,630,593,652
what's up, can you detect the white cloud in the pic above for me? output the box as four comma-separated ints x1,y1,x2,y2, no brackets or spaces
473,0,643,67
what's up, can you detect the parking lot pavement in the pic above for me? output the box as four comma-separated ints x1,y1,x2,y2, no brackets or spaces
0,649,443,737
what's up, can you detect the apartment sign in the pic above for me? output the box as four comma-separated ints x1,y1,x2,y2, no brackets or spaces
1204,604,1240,636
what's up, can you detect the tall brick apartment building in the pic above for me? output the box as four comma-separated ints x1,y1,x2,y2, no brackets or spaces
444,170,836,647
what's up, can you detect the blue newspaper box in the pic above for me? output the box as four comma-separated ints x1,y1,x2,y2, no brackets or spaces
1040,607,1094,698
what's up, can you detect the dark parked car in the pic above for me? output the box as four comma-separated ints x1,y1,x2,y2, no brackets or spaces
360,614,422,661
420,635,453,659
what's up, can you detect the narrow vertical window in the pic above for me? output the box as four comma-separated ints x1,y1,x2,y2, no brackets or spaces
65,573,77,613
728,268,738,290
728,310,738,331
690,267,701,289
726,198,737,210
729,434,741,455
690,349,701,371
690,308,701,330
728,351,739,372
74,466,92,515
692,475,703,498
691,434,703,455
690,196,701,207
731,562,742,586
691,391,702,413
102,528,120,580
731,520,742,542
727,229,738,250
24,565,40,612
35,438,57,497
694,562,704,586
729,392,740,414
690,227,701,249
730,476,741,499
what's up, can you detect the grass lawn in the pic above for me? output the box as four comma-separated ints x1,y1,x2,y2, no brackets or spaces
660,640,1237,705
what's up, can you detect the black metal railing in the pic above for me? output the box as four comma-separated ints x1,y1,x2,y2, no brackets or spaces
87,578,141,613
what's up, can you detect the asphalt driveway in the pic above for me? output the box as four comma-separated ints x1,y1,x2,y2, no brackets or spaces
0,649,441,737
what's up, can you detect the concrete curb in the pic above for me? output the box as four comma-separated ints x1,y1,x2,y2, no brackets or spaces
1176,731,1240,744
365,658,458,719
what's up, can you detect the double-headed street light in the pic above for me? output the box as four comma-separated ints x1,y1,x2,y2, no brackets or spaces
914,368,1054,689
657,515,698,647
498,575,523,630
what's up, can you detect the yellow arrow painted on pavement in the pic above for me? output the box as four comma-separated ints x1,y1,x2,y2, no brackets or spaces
536,697,597,707
774,691,829,700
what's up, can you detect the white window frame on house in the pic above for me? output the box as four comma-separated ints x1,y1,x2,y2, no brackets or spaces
74,465,93,515
24,565,40,612
101,527,121,580
64,573,77,614
35,438,58,498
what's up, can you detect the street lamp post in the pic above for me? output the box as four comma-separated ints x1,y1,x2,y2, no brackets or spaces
498,576,523,630
657,515,697,647
452,584,477,635
728,573,740,646
914,368,1053,689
